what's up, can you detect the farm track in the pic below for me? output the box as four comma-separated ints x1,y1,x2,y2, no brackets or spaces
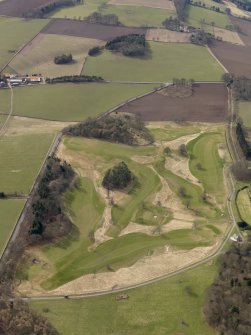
0,83,13,136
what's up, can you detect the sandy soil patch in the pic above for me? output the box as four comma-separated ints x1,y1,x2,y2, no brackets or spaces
92,207,113,248
146,29,191,43
131,155,156,164
120,219,194,236
108,0,175,10
214,27,244,45
5,116,72,136
47,245,215,296
165,154,201,186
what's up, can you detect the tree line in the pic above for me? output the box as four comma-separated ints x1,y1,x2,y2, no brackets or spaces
46,74,103,84
223,74,251,100
24,0,79,18
230,0,251,12
236,122,251,160
84,12,121,26
204,239,251,335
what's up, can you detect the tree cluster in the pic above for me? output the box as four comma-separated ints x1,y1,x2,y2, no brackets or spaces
190,30,214,45
0,299,59,335
63,113,153,146
54,53,73,64
232,160,251,182
204,240,251,335
46,75,103,84
24,0,77,18
236,122,251,160
223,74,251,100
102,161,134,190
162,16,181,31
174,0,189,21
29,157,75,240
230,0,251,12
84,12,121,25
105,34,149,57
88,46,102,56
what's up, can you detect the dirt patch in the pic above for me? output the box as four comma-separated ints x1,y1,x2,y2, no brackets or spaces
210,41,251,78
165,132,202,150
108,0,175,10
230,16,251,46
146,28,191,43
41,19,147,41
116,83,228,123
159,84,193,98
0,0,54,17
131,155,156,164
214,27,244,45
47,245,215,296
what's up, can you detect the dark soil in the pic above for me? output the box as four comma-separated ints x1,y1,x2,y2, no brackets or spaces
0,0,54,17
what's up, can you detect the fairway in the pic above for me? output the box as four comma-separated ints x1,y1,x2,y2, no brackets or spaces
236,187,251,225
0,17,48,70
187,131,225,204
0,199,25,255
186,5,231,31
30,261,216,335
239,101,251,128
9,34,105,78
83,42,224,81
0,84,156,121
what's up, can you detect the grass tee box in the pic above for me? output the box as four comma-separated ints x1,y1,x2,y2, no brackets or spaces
30,261,216,335
0,83,156,121
0,17,48,70
0,199,25,256
83,42,225,82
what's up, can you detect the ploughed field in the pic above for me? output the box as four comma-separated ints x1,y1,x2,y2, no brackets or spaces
210,41,251,78
0,0,54,17
41,19,147,41
230,16,251,47
116,84,228,122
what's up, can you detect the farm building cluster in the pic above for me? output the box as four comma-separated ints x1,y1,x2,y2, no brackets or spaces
0,73,44,88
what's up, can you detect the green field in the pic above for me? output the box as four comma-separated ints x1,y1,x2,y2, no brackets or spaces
0,17,48,70
197,0,226,11
239,101,251,128
10,34,105,78
0,132,55,194
236,187,251,224
30,261,216,335
186,5,231,31
0,199,25,255
84,42,224,81
149,124,201,142
187,131,225,204
100,5,176,27
0,84,155,121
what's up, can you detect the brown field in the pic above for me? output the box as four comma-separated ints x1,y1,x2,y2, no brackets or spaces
115,83,228,122
41,19,147,41
0,0,53,17
230,16,251,46
108,0,175,10
210,41,251,78
146,28,191,43
214,27,244,45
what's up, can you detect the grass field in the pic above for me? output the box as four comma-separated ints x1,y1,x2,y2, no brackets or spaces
0,84,156,121
83,42,224,81
236,187,251,224
239,101,251,128
100,4,176,27
0,17,48,70
186,5,231,31
9,34,105,78
198,0,226,11
0,199,25,255
30,261,217,335
187,131,225,204
148,123,201,142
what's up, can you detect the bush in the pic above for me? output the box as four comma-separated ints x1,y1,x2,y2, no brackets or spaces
54,54,73,64
179,144,189,157
88,46,102,56
102,162,134,190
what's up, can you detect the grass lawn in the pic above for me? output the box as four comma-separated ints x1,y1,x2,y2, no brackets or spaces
0,17,48,70
30,261,217,335
0,199,25,255
187,131,225,204
239,101,251,128
0,132,55,194
10,34,105,78
186,5,231,31
100,5,176,27
236,187,251,224
83,42,224,82
0,84,156,121
149,123,201,142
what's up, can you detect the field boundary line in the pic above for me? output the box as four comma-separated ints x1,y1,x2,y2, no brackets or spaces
207,45,229,73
